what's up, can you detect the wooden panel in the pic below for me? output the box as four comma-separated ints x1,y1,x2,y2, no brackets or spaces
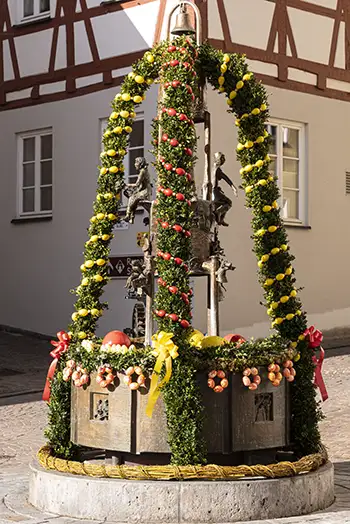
71,372,132,451
136,391,170,453
231,370,289,452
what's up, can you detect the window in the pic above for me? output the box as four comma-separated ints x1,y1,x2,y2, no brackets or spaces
266,119,307,225
19,0,50,23
100,114,145,207
17,130,53,217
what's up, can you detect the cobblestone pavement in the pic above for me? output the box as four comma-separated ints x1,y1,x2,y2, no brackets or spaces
1,331,350,523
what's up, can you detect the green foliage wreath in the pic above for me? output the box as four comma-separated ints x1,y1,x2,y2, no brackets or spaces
45,36,322,465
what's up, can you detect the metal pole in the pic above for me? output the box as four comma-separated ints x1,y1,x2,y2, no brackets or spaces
202,111,211,200
207,256,220,336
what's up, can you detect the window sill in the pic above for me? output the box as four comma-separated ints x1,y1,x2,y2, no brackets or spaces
284,221,311,230
11,216,52,224
13,15,51,28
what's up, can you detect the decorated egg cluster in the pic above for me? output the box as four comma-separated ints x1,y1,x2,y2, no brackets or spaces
242,367,261,390
63,360,90,388
207,370,229,393
123,366,147,390
96,364,116,388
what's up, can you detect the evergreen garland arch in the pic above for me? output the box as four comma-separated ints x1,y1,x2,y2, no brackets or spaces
45,37,322,465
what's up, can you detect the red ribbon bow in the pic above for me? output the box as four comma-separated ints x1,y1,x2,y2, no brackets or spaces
303,325,323,349
303,326,328,402
42,331,70,402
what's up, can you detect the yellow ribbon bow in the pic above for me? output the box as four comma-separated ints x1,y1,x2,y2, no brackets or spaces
146,332,178,418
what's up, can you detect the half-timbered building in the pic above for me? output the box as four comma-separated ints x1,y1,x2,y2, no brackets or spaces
1,0,349,340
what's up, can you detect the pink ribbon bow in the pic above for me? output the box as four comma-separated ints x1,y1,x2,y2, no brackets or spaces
303,326,328,402
42,331,70,402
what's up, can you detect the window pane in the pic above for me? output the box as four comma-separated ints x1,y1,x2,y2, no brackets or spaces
24,0,34,17
40,0,50,12
282,190,299,220
266,124,277,155
283,127,299,158
268,156,277,179
41,160,52,185
23,163,35,187
129,148,144,177
130,121,144,148
41,187,52,211
41,134,52,159
23,188,35,212
23,137,35,162
283,159,299,189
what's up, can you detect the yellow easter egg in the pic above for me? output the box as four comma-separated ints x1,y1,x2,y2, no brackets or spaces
271,302,279,309
108,213,117,220
107,149,117,157
85,260,94,268
256,136,265,144
133,95,142,104
271,248,280,255
251,108,260,116
102,234,110,241
110,112,119,119
263,205,272,212
276,273,285,281
261,254,270,262
109,166,118,173
223,54,230,63
81,278,89,286
280,296,289,304
281,244,288,251
229,91,237,100
80,264,86,272
221,64,227,73
146,54,154,63
268,226,277,233
120,110,130,119
113,126,123,134
286,314,295,321
290,290,297,297
265,279,274,287
100,167,108,175
236,80,244,90
90,235,99,243
72,312,79,321
78,332,87,340
96,213,105,220
79,309,89,317
255,160,264,168
96,259,106,266
285,267,293,275
121,93,131,101
218,76,225,85
91,308,100,317
245,141,254,149
94,275,103,283
243,73,252,81
135,75,144,84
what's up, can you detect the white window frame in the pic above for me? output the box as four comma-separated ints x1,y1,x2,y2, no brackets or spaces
17,0,52,24
100,113,145,209
17,128,53,218
266,118,308,226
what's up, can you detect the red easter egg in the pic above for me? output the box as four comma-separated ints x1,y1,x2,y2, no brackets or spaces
162,107,167,113
181,292,188,301
167,108,176,117
187,86,193,94
224,334,246,344
176,167,186,175
173,224,183,233
168,313,179,322
153,139,158,145
176,193,185,201
168,286,178,294
161,222,169,229
185,230,191,237
164,82,170,89
102,330,131,347
163,253,172,261
164,163,173,171
170,138,179,147
172,80,180,88
157,186,164,193
188,289,193,295
163,188,173,197
185,148,193,156
186,173,192,181
180,319,190,328
174,257,183,265
162,133,169,142
179,47,186,53
156,310,166,318
170,59,179,67
168,45,176,52
179,114,187,121
183,62,190,68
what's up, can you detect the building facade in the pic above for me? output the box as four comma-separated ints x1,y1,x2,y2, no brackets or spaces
1,0,350,339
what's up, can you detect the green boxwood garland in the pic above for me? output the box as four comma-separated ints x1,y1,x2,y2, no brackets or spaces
46,38,322,463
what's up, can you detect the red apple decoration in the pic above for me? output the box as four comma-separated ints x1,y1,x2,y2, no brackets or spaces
102,330,131,347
